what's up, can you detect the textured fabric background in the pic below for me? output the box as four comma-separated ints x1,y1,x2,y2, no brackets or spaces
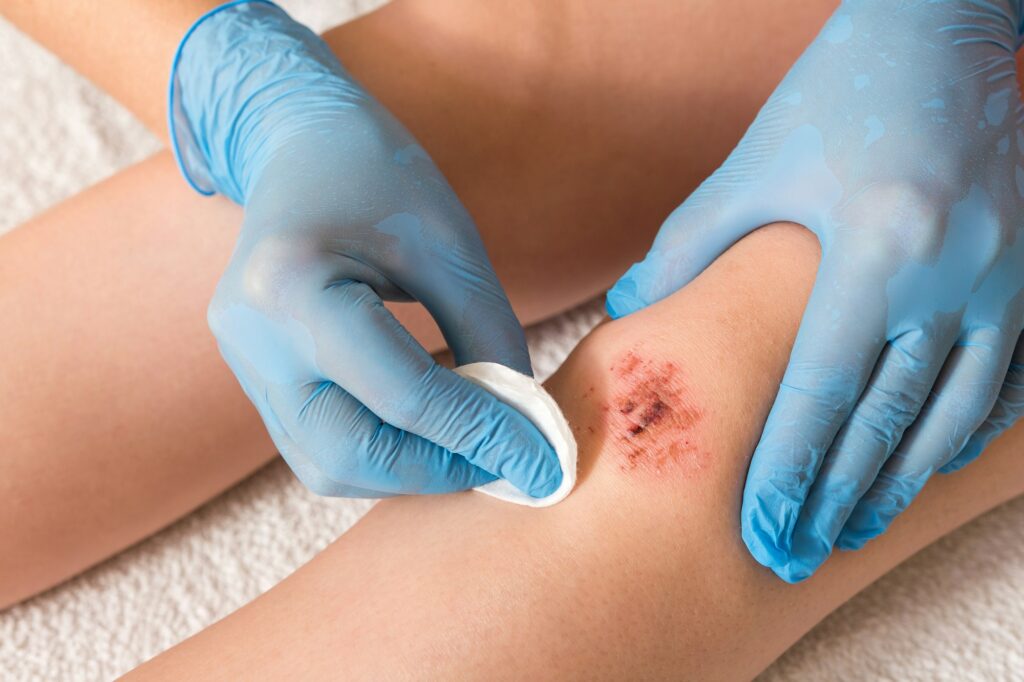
1,2,1022,679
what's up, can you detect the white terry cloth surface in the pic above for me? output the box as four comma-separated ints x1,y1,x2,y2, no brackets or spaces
1,2,1023,680
457,363,577,507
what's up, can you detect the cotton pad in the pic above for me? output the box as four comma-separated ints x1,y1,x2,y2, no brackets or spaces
455,362,577,508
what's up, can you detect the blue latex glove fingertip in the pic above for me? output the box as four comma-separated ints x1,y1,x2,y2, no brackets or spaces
605,275,642,319
529,460,563,498
744,524,813,583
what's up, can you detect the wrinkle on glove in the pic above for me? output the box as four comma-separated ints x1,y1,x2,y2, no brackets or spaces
458,363,578,507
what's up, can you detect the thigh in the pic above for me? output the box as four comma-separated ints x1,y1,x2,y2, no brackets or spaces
0,155,257,607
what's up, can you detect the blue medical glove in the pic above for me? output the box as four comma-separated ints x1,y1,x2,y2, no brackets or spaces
606,0,1024,581
169,1,561,498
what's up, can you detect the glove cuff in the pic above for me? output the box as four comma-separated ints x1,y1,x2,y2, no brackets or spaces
167,0,362,204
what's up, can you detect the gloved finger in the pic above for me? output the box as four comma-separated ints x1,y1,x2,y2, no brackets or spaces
741,258,887,578
383,212,533,374
605,183,757,319
272,409,396,498
215,342,390,497
268,379,499,495
941,331,1024,473
836,325,1014,551
295,279,562,498
783,323,956,581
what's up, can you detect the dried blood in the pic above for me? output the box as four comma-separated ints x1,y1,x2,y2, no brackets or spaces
605,349,708,476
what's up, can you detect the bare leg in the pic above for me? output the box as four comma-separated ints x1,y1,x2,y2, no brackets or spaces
0,0,838,606
126,223,1024,680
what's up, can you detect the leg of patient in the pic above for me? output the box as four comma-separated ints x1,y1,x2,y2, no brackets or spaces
127,224,1024,680
0,0,838,607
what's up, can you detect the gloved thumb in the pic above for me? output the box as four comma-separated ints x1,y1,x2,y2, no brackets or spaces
606,188,754,319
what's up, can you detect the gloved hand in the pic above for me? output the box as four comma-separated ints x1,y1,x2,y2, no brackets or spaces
606,0,1024,581
169,1,561,498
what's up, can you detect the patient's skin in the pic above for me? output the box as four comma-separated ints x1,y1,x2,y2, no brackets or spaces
601,349,710,475
0,0,839,606
128,225,1024,680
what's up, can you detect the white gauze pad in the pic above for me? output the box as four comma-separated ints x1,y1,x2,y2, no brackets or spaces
455,362,577,507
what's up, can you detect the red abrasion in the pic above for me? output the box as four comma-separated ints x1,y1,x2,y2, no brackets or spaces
606,349,709,477
619,353,642,374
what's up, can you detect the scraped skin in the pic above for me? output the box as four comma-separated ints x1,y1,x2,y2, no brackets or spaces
604,350,710,476
0,0,839,607
128,225,1024,680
